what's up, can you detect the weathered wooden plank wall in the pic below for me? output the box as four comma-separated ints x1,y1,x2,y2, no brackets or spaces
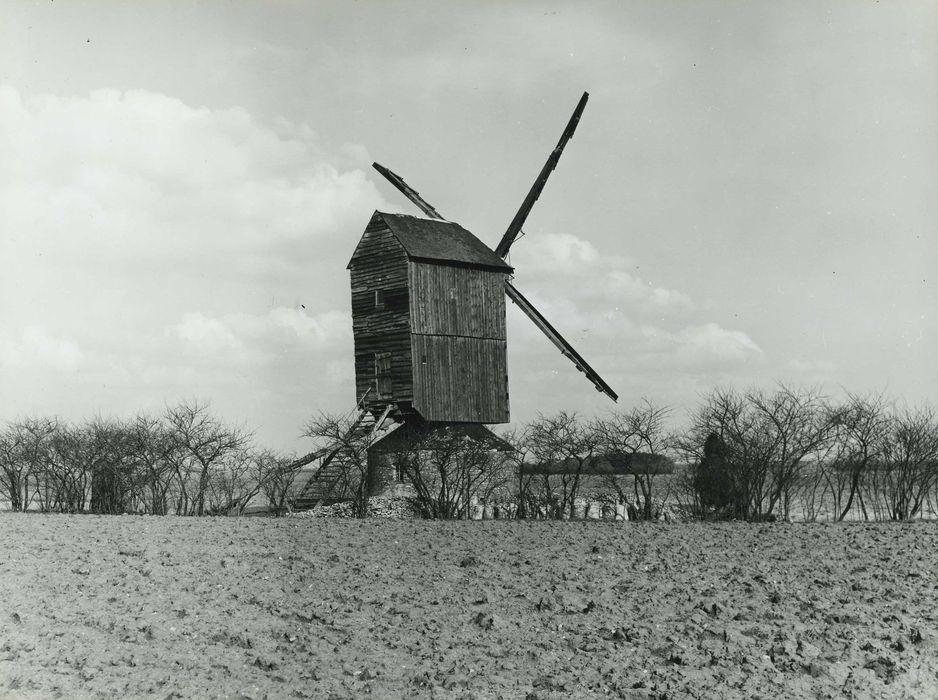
349,217,511,423
411,334,509,422
408,261,510,423
409,262,507,339
349,221,412,410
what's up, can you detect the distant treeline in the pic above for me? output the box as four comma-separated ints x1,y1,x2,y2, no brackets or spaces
2,387,936,522
520,452,674,476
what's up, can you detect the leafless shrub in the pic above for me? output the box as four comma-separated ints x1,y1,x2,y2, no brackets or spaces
302,412,374,518
679,385,837,521
1,418,52,511
255,450,306,515
822,392,893,521
877,404,938,521
594,400,674,520
521,412,601,520
124,413,176,515
388,425,513,520
162,400,252,516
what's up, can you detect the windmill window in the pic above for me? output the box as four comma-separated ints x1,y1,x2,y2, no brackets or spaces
374,287,409,311
375,352,393,399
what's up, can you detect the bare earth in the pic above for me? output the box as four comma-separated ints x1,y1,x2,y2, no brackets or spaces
0,515,936,699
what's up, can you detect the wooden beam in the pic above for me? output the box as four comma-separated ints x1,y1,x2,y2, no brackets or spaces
372,163,445,220
285,386,375,470
505,281,618,402
494,92,589,259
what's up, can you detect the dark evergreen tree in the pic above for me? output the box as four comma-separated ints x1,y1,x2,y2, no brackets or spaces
694,432,734,516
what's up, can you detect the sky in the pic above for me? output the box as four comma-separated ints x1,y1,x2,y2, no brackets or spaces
1,1,935,454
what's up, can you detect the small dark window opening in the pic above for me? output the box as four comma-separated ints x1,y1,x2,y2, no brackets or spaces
374,287,409,312
375,352,393,399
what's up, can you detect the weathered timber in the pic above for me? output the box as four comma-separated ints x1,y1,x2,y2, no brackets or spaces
409,261,507,339
495,91,589,258
411,334,508,422
348,211,513,423
505,281,617,402
349,216,412,411
292,404,395,508
372,163,444,220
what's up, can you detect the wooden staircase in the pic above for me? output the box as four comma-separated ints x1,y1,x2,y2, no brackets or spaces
290,402,394,510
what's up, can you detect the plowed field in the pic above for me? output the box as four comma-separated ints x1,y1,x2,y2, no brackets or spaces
1,515,936,698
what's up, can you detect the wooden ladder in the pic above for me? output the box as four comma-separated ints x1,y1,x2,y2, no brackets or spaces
307,402,395,509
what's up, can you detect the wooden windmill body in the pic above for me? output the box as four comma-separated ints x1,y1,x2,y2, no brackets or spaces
348,212,512,425
294,92,617,507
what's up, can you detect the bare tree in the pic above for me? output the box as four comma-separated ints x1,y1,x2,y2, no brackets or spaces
123,413,176,515
255,450,306,515
8,417,60,512
878,405,938,520
496,428,538,519
748,386,837,519
679,387,757,519
302,412,374,518
83,418,138,515
680,386,836,521
388,425,511,520
522,412,600,519
595,400,674,520
205,448,267,515
823,392,892,521
0,420,40,512
163,400,252,516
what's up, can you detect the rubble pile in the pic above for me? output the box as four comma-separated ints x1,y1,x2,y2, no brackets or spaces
366,494,423,519
291,494,422,520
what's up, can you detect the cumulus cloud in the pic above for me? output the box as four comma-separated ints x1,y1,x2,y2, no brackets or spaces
508,230,693,319
0,85,384,290
0,326,83,372
671,323,763,366
171,313,244,357
168,307,349,363
504,229,762,406
518,232,601,272
605,270,693,312
0,85,380,438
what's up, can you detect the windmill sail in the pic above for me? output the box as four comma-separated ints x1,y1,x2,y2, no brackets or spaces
371,136,617,404
505,282,617,402
494,91,589,259
372,163,445,220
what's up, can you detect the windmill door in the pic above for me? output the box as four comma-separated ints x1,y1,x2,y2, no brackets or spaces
375,352,393,399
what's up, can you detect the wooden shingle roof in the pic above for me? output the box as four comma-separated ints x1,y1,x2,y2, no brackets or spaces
349,211,513,271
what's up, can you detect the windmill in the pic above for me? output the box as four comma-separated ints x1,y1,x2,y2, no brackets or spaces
293,92,616,507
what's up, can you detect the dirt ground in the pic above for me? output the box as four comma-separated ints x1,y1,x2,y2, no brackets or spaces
0,515,935,699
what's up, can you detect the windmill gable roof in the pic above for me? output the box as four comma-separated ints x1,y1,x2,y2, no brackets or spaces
349,211,513,271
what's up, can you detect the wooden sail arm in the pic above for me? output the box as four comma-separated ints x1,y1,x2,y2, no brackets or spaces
372,163,445,220
494,92,589,259
505,281,617,402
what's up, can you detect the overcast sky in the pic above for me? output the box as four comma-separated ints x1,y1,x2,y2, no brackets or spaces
2,1,935,453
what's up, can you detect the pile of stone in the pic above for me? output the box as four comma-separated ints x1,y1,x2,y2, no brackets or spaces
291,494,423,520
366,494,423,519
